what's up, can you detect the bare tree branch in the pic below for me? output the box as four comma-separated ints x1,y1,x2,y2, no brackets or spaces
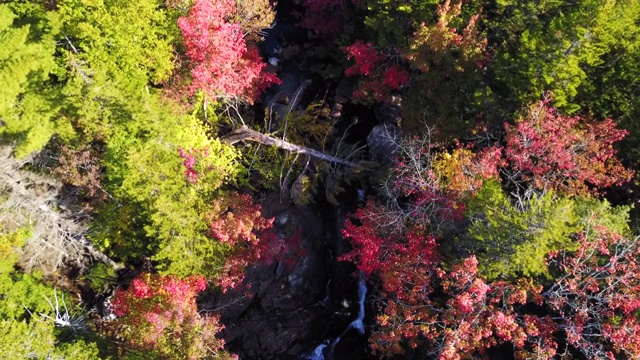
0,146,120,275
222,125,359,167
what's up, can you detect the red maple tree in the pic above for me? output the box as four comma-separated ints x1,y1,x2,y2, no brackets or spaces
504,98,633,195
204,191,279,290
178,0,279,103
111,274,234,359
546,221,640,359
342,40,410,102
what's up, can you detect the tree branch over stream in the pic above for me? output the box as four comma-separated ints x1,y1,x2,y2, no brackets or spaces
222,125,359,167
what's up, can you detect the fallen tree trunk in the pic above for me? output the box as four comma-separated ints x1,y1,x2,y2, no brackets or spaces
222,125,358,167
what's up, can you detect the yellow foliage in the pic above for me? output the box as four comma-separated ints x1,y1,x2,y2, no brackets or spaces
234,0,276,40
432,148,480,194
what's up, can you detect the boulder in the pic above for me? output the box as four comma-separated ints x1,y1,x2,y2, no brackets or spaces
219,206,330,359
367,123,402,164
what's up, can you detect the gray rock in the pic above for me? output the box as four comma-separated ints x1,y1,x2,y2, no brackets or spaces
367,123,402,164
275,210,290,227
287,342,304,355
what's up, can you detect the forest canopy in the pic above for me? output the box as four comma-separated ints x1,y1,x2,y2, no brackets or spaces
0,0,639,359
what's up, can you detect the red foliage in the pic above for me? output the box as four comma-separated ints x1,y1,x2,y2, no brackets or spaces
427,259,556,360
344,41,383,77
340,203,553,358
178,0,279,103
382,65,411,90
111,274,228,359
342,40,410,102
204,192,308,291
178,147,204,184
547,221,640,359
504,98,633,195
205,192,275,290
345,241,559,359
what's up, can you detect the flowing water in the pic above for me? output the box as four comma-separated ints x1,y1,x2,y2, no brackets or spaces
299,275,367,360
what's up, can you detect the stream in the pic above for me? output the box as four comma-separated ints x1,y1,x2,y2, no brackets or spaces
300,275,368,360
215,4,381,358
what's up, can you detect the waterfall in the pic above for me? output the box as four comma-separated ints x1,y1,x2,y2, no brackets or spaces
299,274,367,359
331,275,367,346
302,343,328,360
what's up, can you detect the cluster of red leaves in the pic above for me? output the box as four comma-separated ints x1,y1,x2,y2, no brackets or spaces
344,41,383,77
406,0,487,72
340,203,558,358
339,208,383,276
547,221,640,359
342,40,410,102
205,192,276,290
338,201,431,277
340,209,559,359
299,0,347,39
111,274,230,359
178,147,208,184
427,258,557,360
504,98,633,195
178,0,279,103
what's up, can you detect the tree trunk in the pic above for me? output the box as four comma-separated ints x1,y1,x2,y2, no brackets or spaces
222,125,358,167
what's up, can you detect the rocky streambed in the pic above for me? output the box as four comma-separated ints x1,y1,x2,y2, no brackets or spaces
212,3,406,357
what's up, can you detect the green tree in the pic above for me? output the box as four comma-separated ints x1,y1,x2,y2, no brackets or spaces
57,0,176,87
0,319,100,359
459,180,632,280
486,0,640,114
54,0,180,141
362,0,441,47
0,4,71,158
0,229,100,359
401,0,488,137
92,95,244,279
1,0,180,157
461,181,579,280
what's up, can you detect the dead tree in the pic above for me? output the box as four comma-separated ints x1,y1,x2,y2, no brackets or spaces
0,146,119,276
222,125,359,167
